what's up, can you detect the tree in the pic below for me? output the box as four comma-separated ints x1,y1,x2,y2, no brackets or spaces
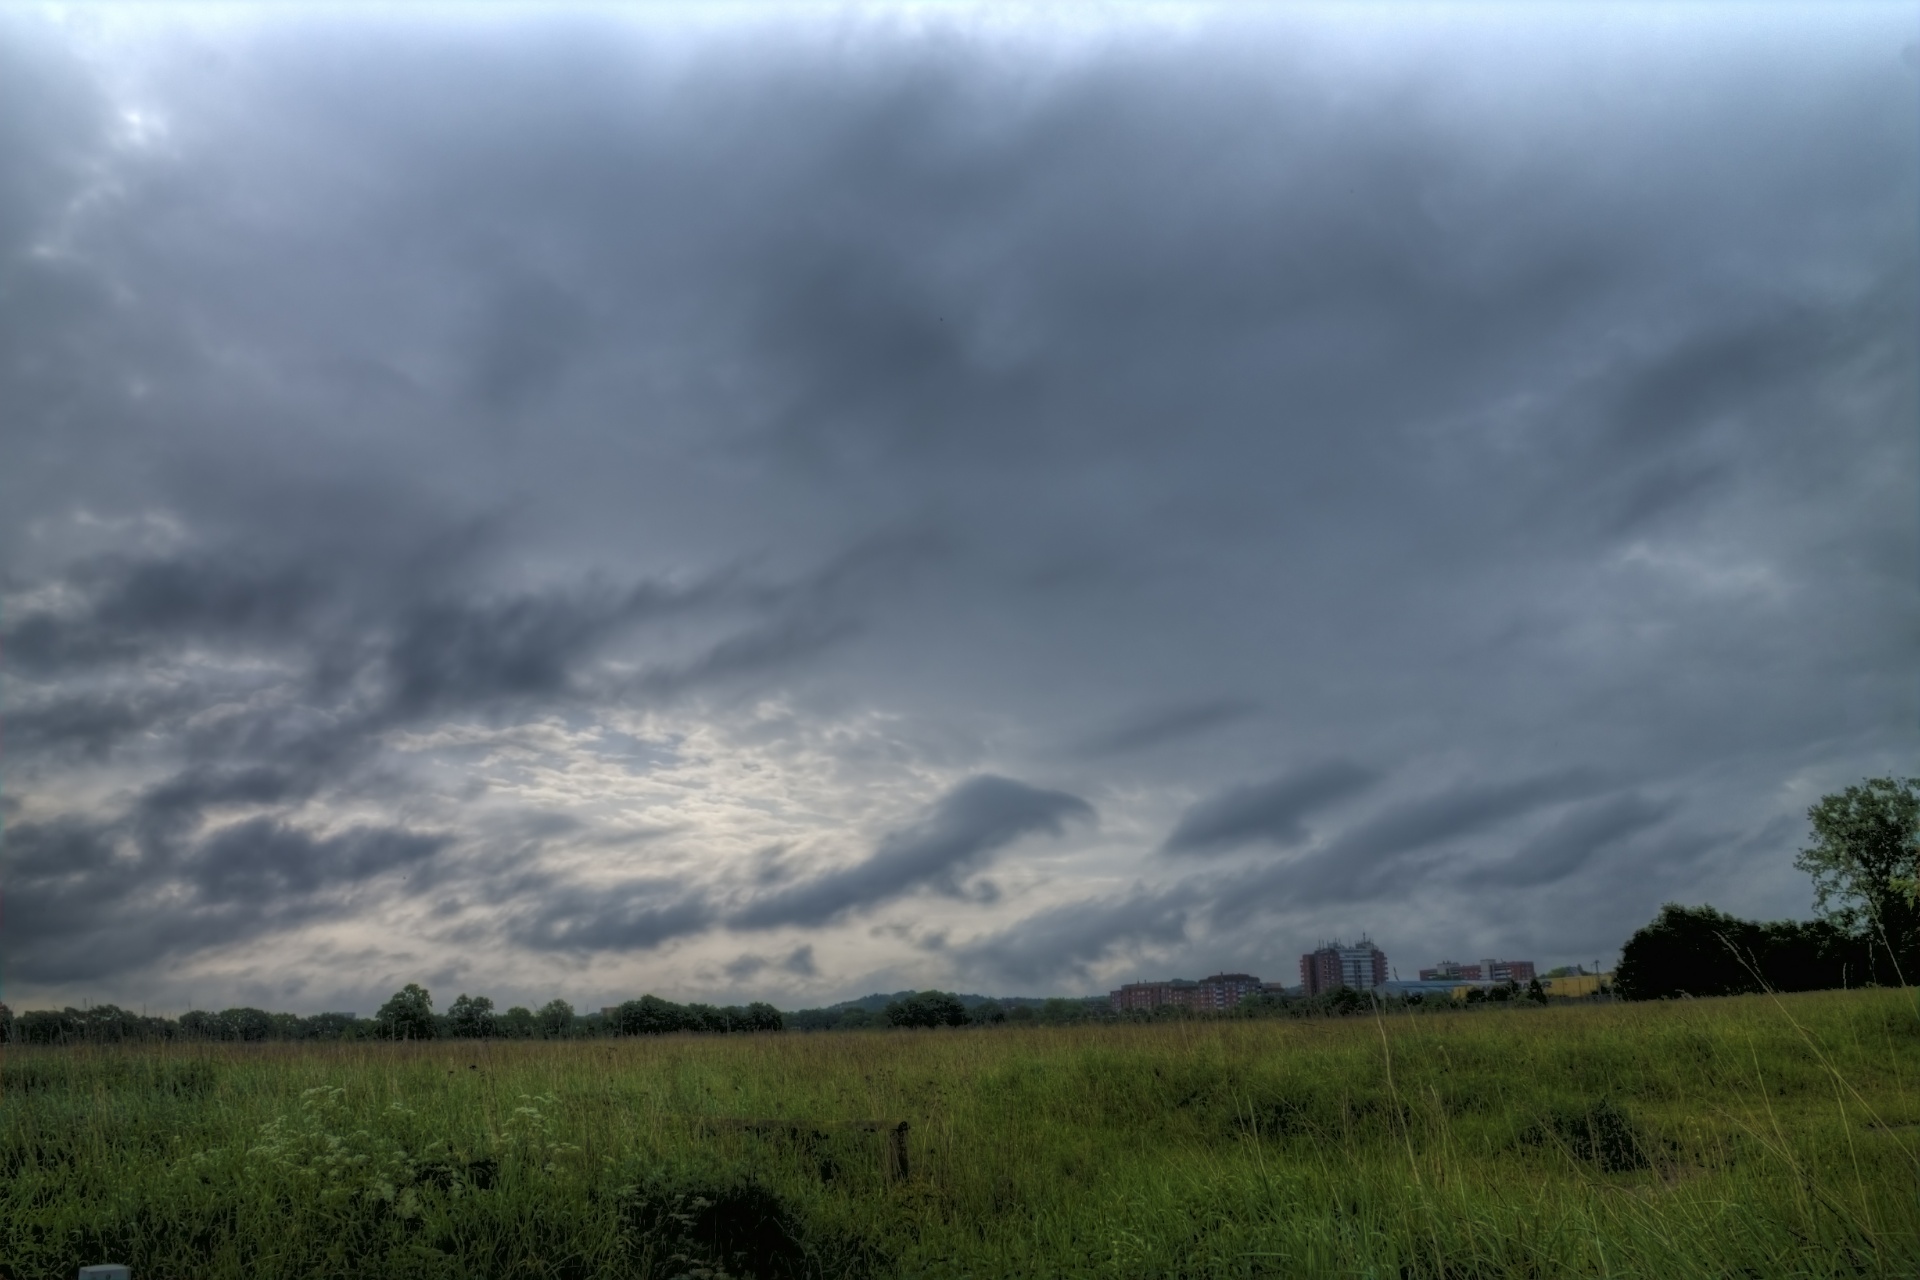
1614,903,1872,999
217,1007,273,1042
969,999,1007,1026
447,993,497,1039
374,984,436,1040
304,1011,360,1041
617,995,690,1035
884,991,968,1029
536,998,575,1039
740,1002,785,1032
497,1006,536,1039
1795,777,1920,969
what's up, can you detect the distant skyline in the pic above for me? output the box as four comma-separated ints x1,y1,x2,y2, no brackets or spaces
1,4,1913,1015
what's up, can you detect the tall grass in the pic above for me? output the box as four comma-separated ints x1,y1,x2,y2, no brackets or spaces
3,989,1917,1277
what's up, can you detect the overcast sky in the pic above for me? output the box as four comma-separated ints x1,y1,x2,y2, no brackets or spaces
2,4,1914,1016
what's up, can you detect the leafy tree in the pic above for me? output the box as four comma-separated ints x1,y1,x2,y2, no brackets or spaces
497,1005,536,1039
617,995,690,1035
19,1009,71,1043
0,1003,11,1044
374,983,436,1040
1615,903,1873,999
884,991,969,1029
1795,777,1920,968
969,999,1007,1025
1525,977,1548,1005
216,1007,274,1042
304,1011,360,1041
740,1001,785,1032
446,993,497,1039
536,998,575,1039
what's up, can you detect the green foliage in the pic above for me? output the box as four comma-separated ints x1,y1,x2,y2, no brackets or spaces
496,1006,536,1039
1520,1099,1651,1173
611,994,785,1036
373,983,437,1041
1615,903,1879,999
882,991,968,1028
446,993,497,1039
1,992,1915,1277
536,998,576,1039
1796,776,1920,962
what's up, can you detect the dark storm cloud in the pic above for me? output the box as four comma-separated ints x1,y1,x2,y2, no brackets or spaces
0,9,1910,1004
0,552,331,675
1,688,191,763
732,775,1094,929
1463,792,1679,888
1210,771,1608,914
1079,698,1261,758
945,887,1199,986
3,806,449,984
1162,760,1380,855
507,876,716,954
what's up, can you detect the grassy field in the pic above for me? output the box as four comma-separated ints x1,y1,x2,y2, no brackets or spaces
3,989,1918,1279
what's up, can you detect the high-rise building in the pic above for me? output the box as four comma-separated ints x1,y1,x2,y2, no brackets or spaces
1299,937,1388,995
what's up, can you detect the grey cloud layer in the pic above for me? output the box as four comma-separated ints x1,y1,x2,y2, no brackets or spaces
733,775,1094,928
0,9,1911,1001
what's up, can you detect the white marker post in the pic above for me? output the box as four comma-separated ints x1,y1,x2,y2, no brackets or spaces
79,1267,131,1279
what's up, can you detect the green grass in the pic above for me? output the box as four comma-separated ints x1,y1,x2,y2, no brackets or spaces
4,989,1918,1278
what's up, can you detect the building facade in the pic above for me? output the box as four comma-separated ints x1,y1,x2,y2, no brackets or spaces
1109,972,1266,1012
1418,958,1537,984
1299,937,1388,995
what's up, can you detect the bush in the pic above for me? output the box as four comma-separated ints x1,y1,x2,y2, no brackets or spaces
1615,904,1878,1000
883,992,968,1029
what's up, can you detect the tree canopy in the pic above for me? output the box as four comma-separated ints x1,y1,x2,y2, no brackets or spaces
1794,776,1920,968
374,983,437,1040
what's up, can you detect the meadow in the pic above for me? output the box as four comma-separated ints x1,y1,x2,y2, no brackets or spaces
3,989,1917,1279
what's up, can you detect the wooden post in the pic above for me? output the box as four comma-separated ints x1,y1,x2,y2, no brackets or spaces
886,1119,909,1182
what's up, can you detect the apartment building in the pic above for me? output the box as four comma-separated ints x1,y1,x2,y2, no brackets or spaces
1417,958,1537,984
1299,937,1388,995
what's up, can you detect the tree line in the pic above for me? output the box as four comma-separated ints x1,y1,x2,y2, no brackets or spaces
1614,777,1919,1000
0,988,781,1046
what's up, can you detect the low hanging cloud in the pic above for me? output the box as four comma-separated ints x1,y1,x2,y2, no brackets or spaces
1462,792,1679,888
943,887,1201,986
731,775,1095,929
1079,698,1261,758
1162,760,1380,855
1209,770,1609,916
4,809,450,984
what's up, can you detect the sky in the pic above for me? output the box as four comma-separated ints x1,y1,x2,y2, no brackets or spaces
1,3,1914,1017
